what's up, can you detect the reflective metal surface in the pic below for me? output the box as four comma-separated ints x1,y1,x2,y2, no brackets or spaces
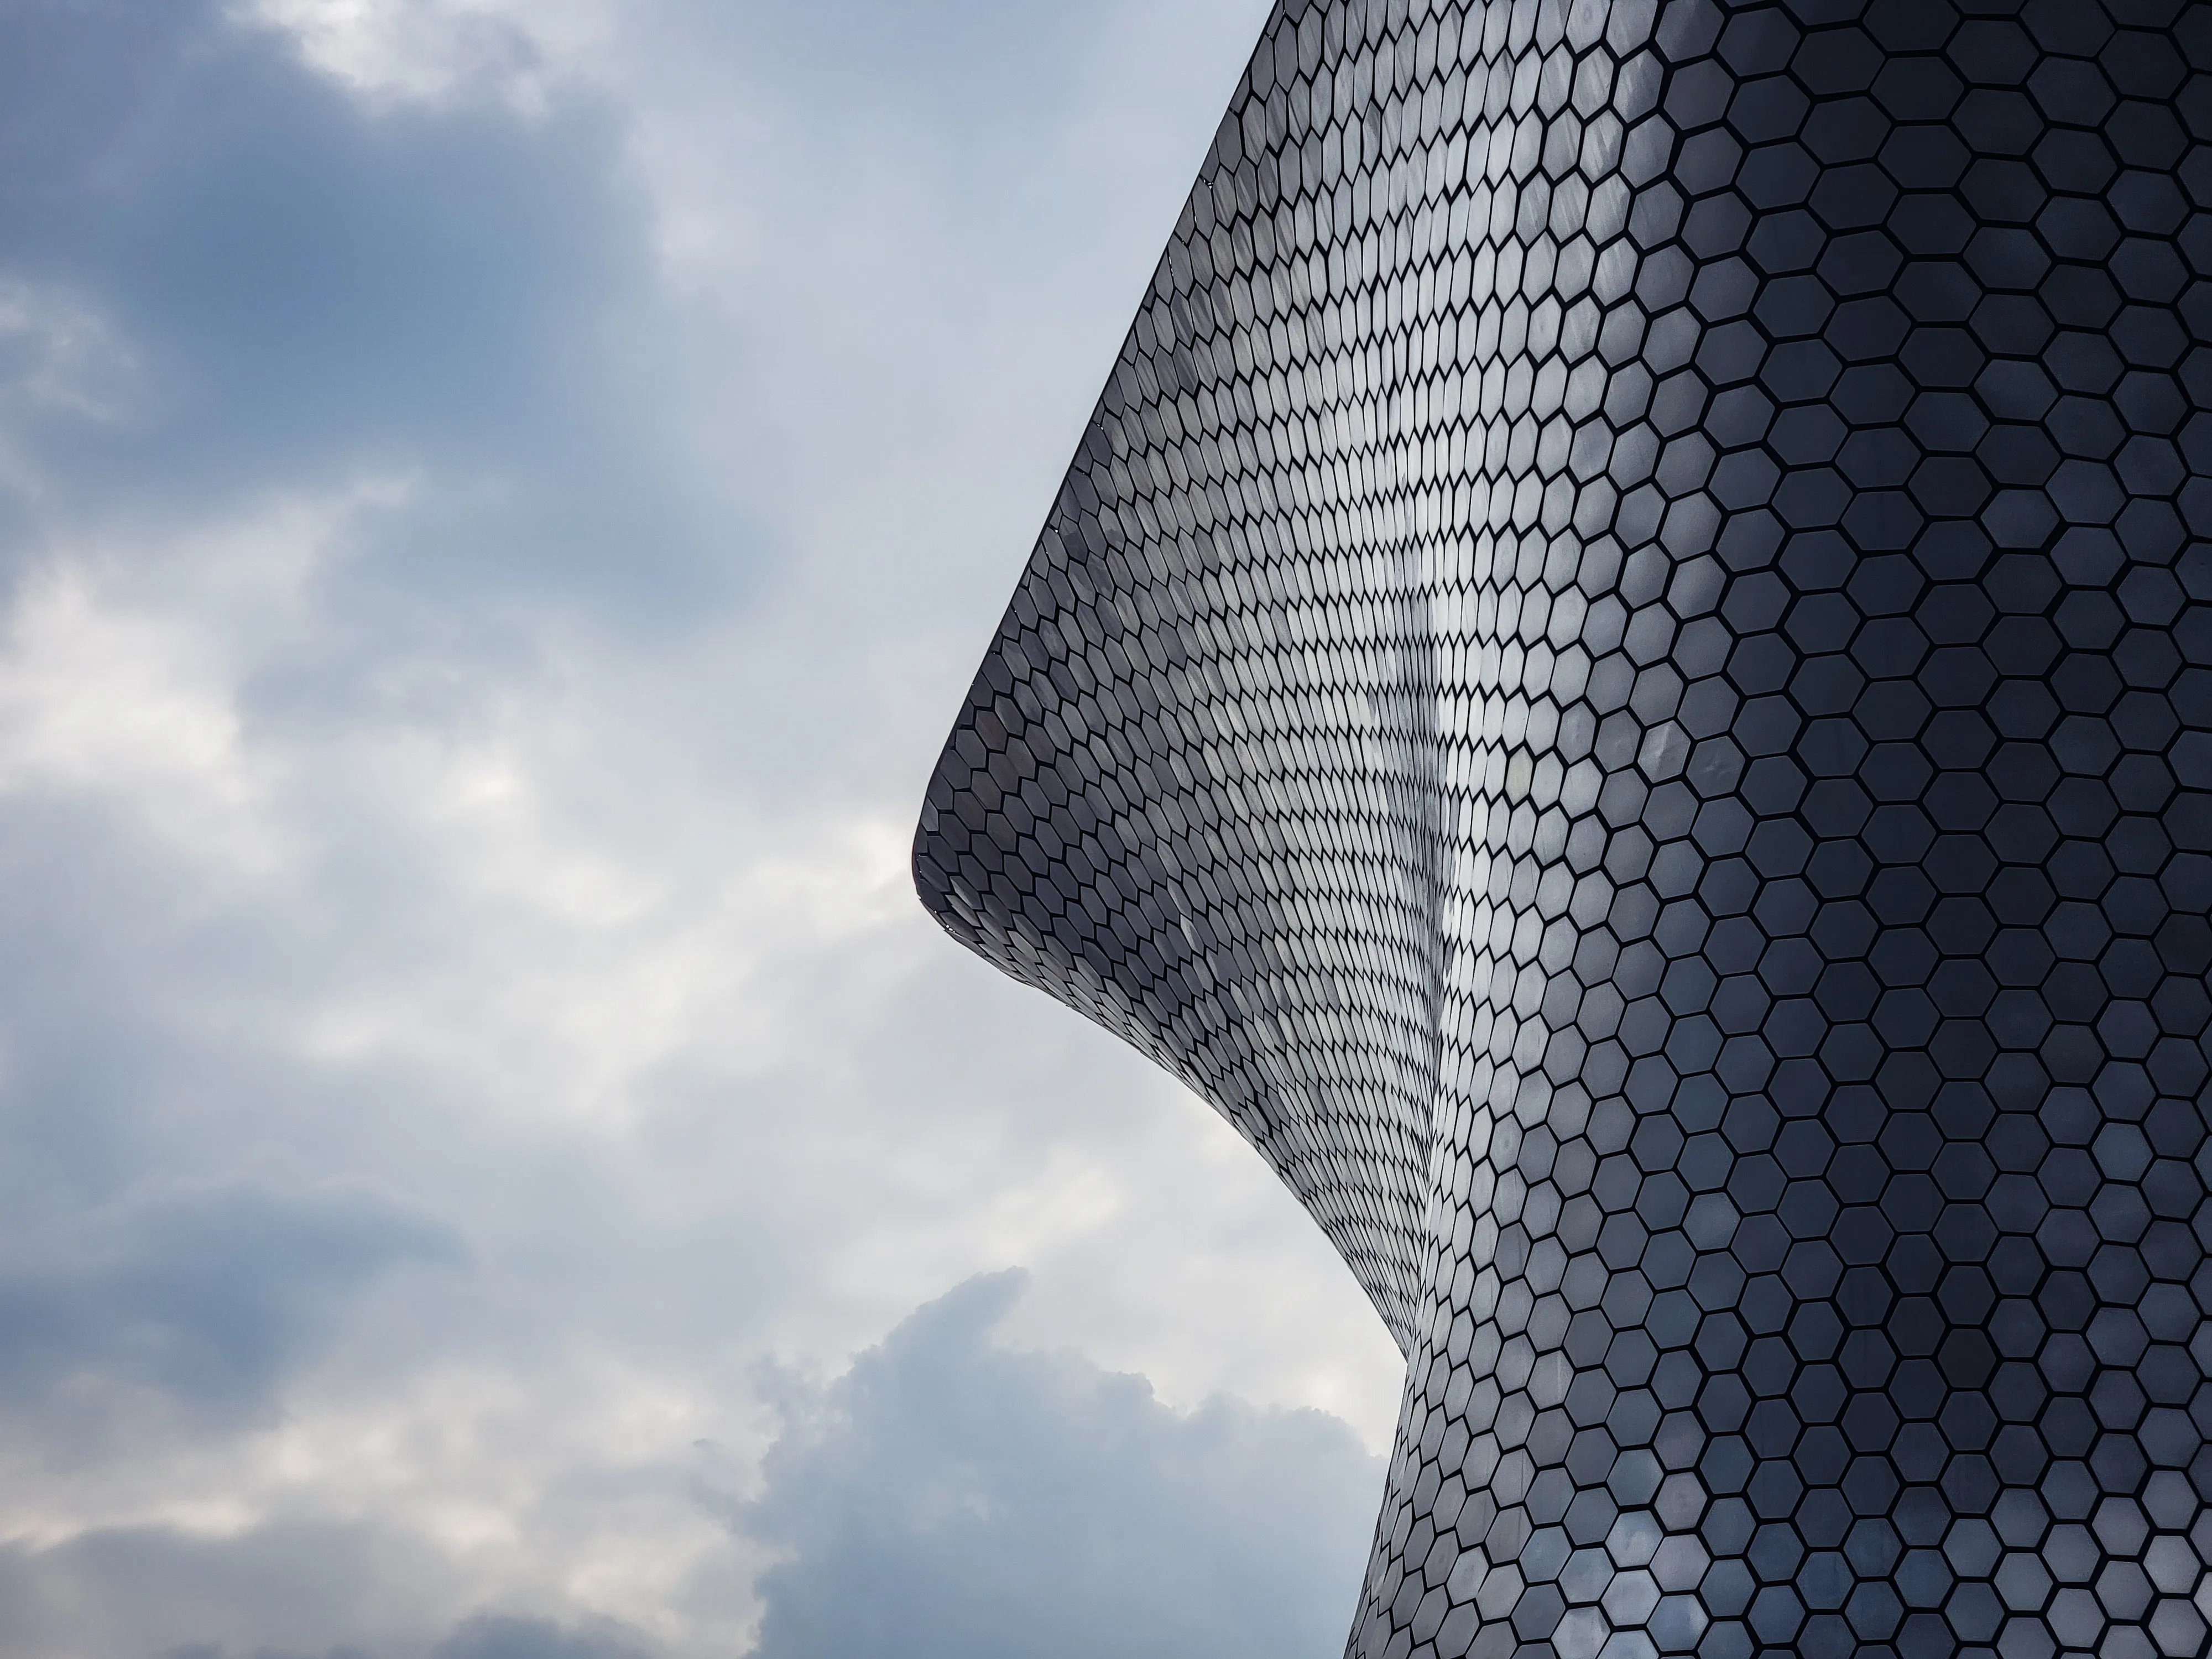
915,3,2212,1656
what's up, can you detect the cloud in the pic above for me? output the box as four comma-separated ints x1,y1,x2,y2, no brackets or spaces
734,1272,1383,1659
0,1275,1379,1659
0,1178,463,1424
0,1516,463,1659
0,1514,658,1659
0,0,723,617
0,2,1406,1656
434,1614,658,1659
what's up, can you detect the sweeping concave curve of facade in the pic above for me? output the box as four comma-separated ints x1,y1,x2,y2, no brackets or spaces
912,2,2212,1657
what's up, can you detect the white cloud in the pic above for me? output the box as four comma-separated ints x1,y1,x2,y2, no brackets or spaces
234,0,605,113
0,483,401,884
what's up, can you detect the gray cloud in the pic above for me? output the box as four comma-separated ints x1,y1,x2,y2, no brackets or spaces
0,1272,1377,1659
0,1178,462,1421
0,1517,464,1659
433,1615,658,1659
0,0,728,618
156,1620,660,1659
0,1524,662,1659
736,1272,1383,1659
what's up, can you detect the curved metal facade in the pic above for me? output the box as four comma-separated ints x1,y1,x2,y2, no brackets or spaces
912,3,2212,1656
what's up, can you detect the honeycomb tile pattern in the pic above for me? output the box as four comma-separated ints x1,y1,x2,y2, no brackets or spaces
912,1,2212,1655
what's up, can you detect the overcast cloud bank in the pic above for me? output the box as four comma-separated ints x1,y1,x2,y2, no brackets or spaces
0,1,1401,1653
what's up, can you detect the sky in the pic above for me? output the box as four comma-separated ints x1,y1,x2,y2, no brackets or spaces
0,2,1410,1656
